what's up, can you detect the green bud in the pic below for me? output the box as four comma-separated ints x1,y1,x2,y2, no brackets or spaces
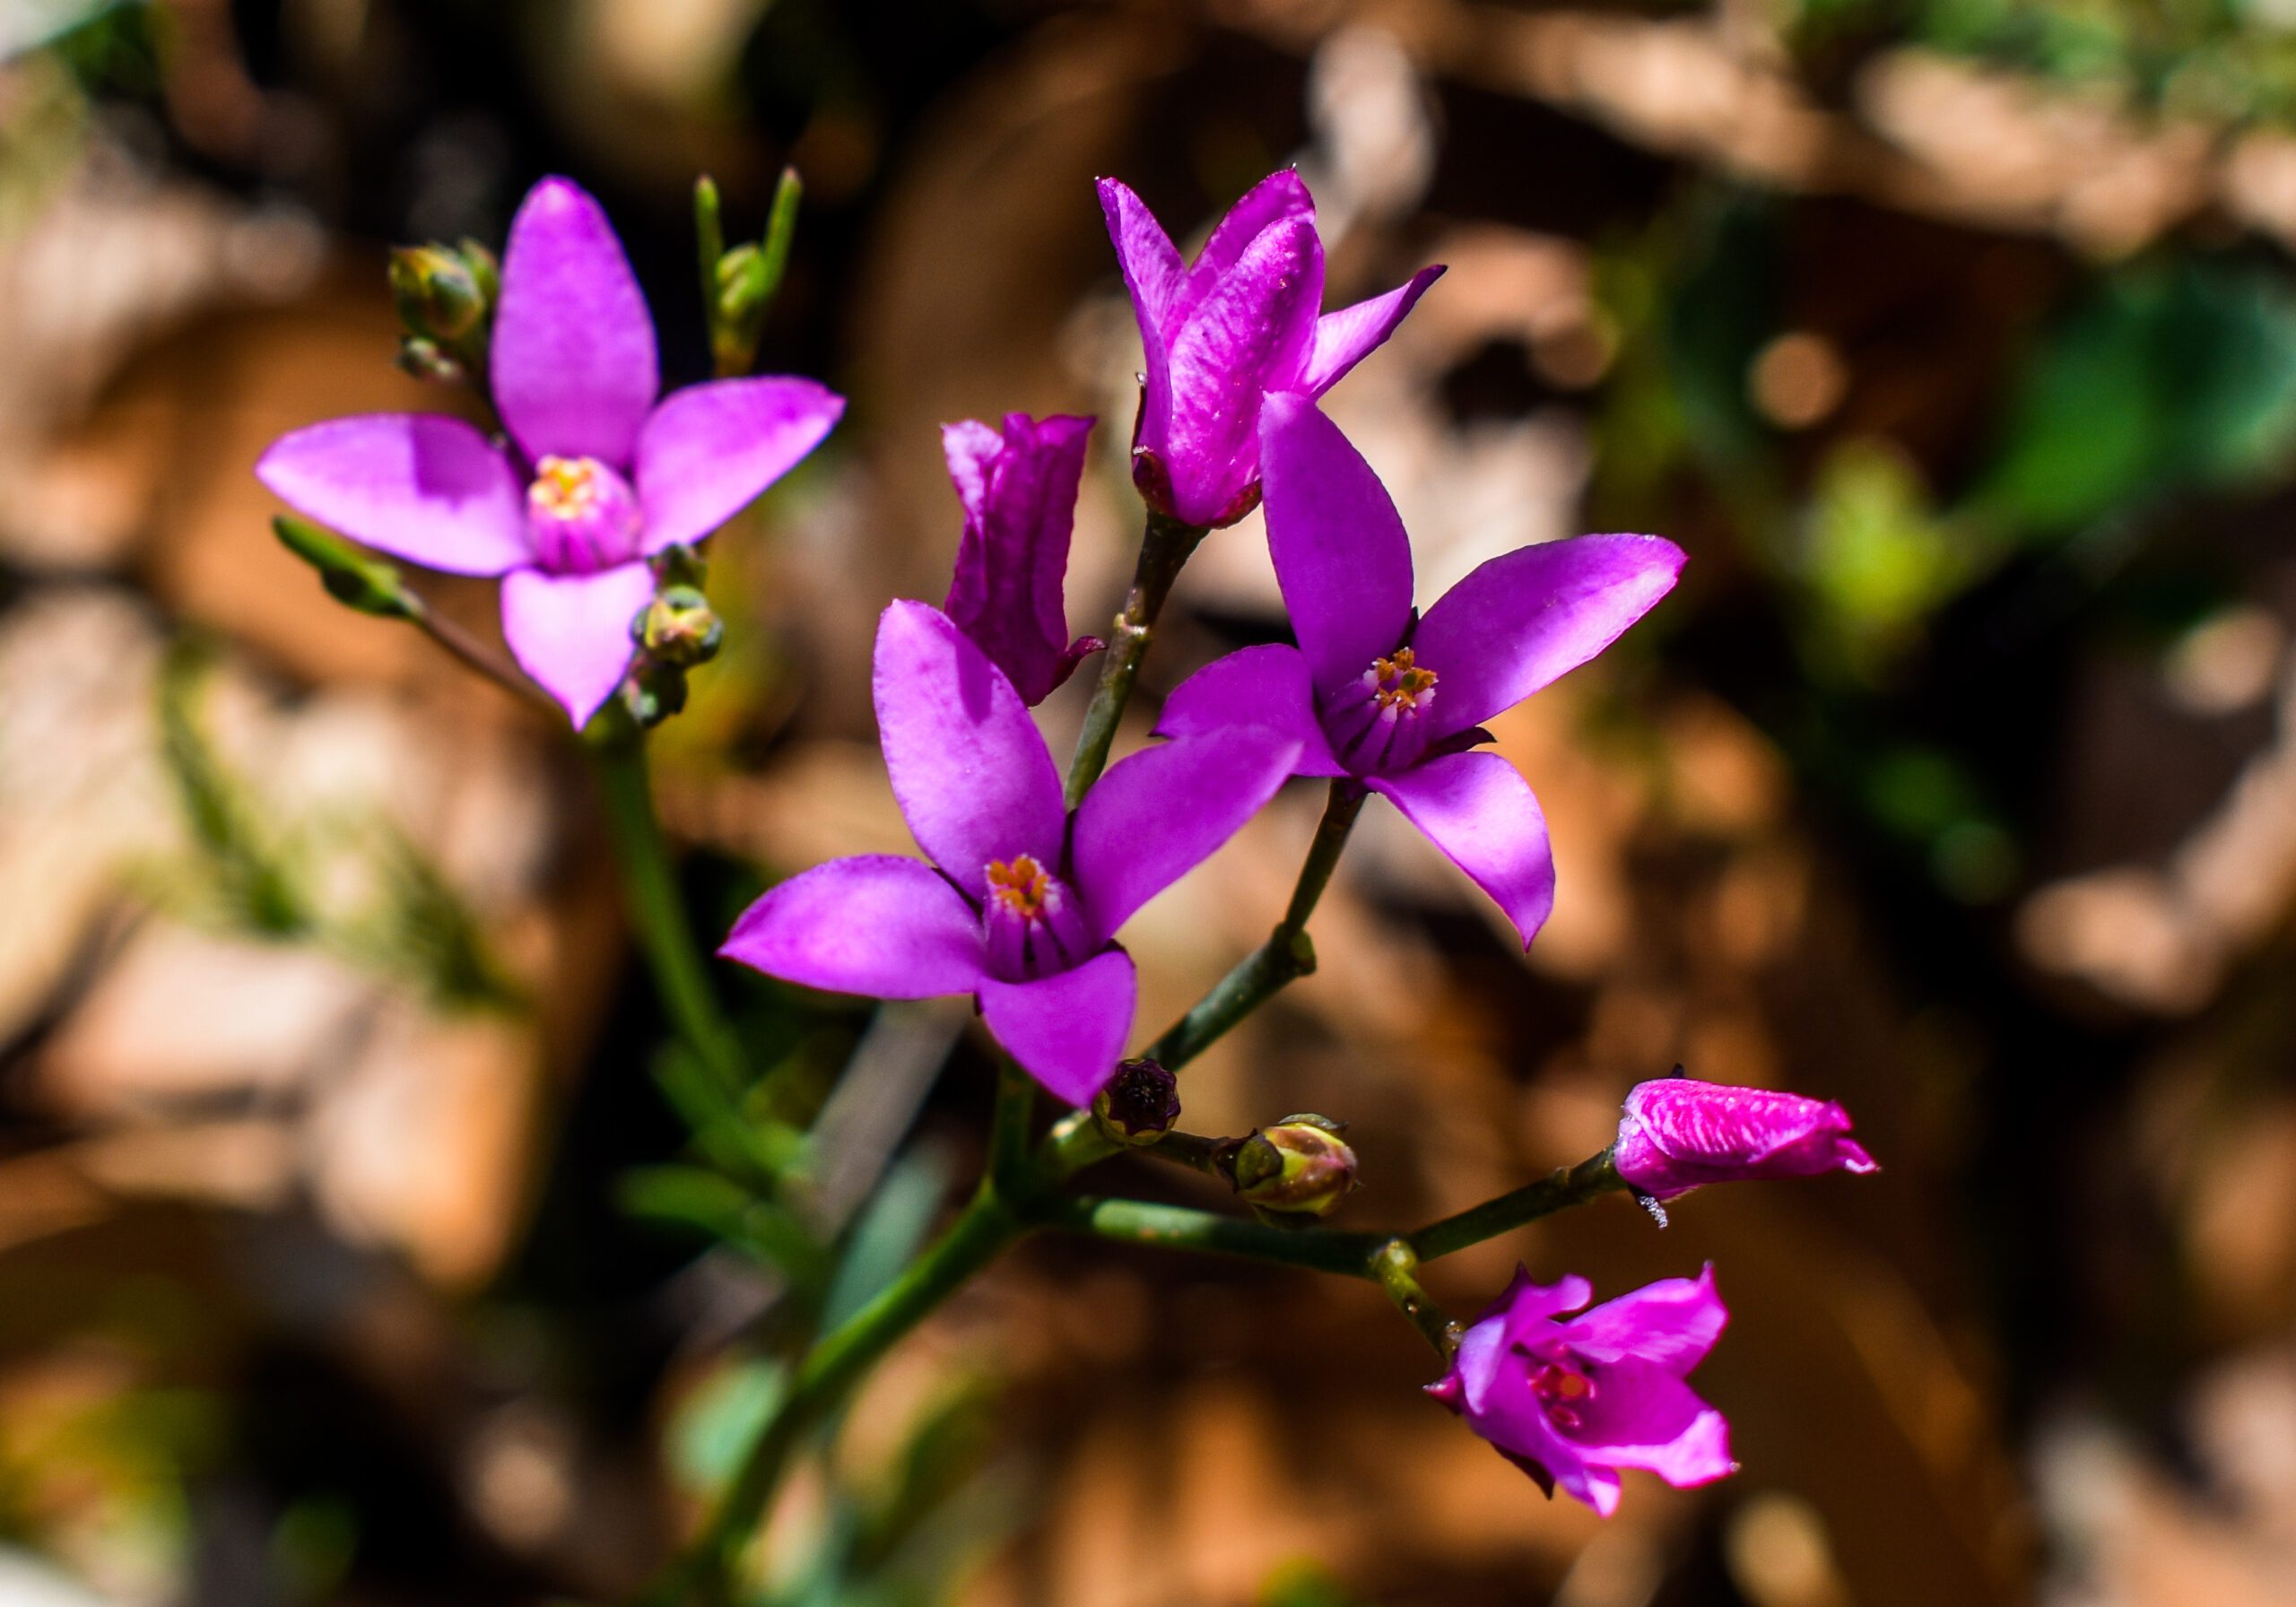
626,660,690,728
635,586,724,668
389,244,489,343
715,243,770,335
395,335,464,384
457,238,500,307
1222,1114,1357,1220
273,516,420,620
1092,1057,1180,1147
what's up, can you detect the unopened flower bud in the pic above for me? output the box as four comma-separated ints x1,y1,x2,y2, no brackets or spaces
389,244,490,344
626,660,690,728
636,585,723,667
1091,1057,1179,1147
1223,1114,1357,1219
715,243,770,336
395,335,464,384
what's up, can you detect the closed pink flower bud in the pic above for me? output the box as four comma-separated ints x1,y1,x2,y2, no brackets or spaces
1613,1078,1877,1202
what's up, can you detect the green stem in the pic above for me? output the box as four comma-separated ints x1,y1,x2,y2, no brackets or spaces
658,1188,1025,1606
1406,1151,1624,1261
589,731,750,1096
1064,508,1207,808
987,1058,1036,1195
1372,1239,1462,1360
1145,780,1366,1069
1142,1129,1230,1177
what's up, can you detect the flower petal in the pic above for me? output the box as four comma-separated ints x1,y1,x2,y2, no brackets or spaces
635,378,844,552
1258,393,1414,696
1561,1265,1728,1373
941,413,1097,706
1071,729,1300,944
873,600,1065,901
1188,168,1316,307
1370,751,1556,949
1097,178,1188,343
1563,1358,1735,1490
718,856,987,1000
499,561,653,726
256,414,528,575
976,949,1135,1104
1154,644,1345,777
1413,533,1686,740
1161,217,1325,526
491,177,658,467
1300,265,1446,396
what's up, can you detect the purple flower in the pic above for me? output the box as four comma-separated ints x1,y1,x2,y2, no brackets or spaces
1614,1078,1878,1201
1100,169,1442,528
1429,1266,1735,1516
719,601,1296,1103
941,413,1103,706
1158,394,1684,948
256,177,844,726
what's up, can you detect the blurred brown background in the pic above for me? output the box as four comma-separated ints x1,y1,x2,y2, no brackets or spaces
4,1,2295,1603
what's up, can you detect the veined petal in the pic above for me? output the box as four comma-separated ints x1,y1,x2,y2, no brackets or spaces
1413,534,1686,741
1258,394,1414,696
1188,169,1316,308
635,378,843,553
1071,728,1300,945
499,561,653,726
718,856,987,1000
1561,1265,1728,1373
1161,217,1324,526
1300,265,1446,396
1155,644,1345,777
873,600,1065,901
256,414,528,576
491,177,659,467
941,413,1097,707
1097,178,1188,343
1371,751,1556,950
976,949,1135,1104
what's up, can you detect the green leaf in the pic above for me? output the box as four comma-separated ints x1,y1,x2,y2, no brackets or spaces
273,516,422,620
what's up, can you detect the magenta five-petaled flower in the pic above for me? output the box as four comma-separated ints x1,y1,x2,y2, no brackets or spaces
1430,1265,1735,1516
1100,169,1444,528
718,601,1296,1102
1159,394,1684,949
1613,1077,1878,1201
256,176,845,725
941,413,1103,706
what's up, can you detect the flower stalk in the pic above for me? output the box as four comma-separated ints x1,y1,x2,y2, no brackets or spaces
1062,506,1207,808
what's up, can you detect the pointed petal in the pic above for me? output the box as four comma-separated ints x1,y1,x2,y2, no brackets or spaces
1071,729,1300,943
719,855,987,1000
976,949,1135,1104
1097,178,1188,340
491,177,658,466
1258,394,1414,695
1562,1265,1729,1373
635,378,843,552
1161,217,1325,526
1300,265,1446,395
256,414,528,575
1371,751,1555,949
873,600,1065,901
1190,169,1316,302
940,413,1096,706
1413,534,1686,740
1154,644,1345,777
499,561,652,726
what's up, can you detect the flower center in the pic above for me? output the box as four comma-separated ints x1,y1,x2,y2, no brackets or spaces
986,855,1052,920
1365,647,1439,715
1529,1359,1596,1430
526,454,644,574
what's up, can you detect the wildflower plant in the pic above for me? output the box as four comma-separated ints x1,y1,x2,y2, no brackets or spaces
257,165,1878,1601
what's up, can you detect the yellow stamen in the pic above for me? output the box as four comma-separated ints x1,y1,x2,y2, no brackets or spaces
530,455,604,519
986,855,1051,920
1367,647,1439,713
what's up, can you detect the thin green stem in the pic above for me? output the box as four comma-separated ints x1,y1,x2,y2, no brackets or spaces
1406,1151,1624,1261
588,731,750,1097
987,1057,1036,1195
1142,1129,1230,1177
656,1187,1025,1607
693,174,726,365
1064,508,1207,808
1145,780,1366,1069
1372,1239,1463,1360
